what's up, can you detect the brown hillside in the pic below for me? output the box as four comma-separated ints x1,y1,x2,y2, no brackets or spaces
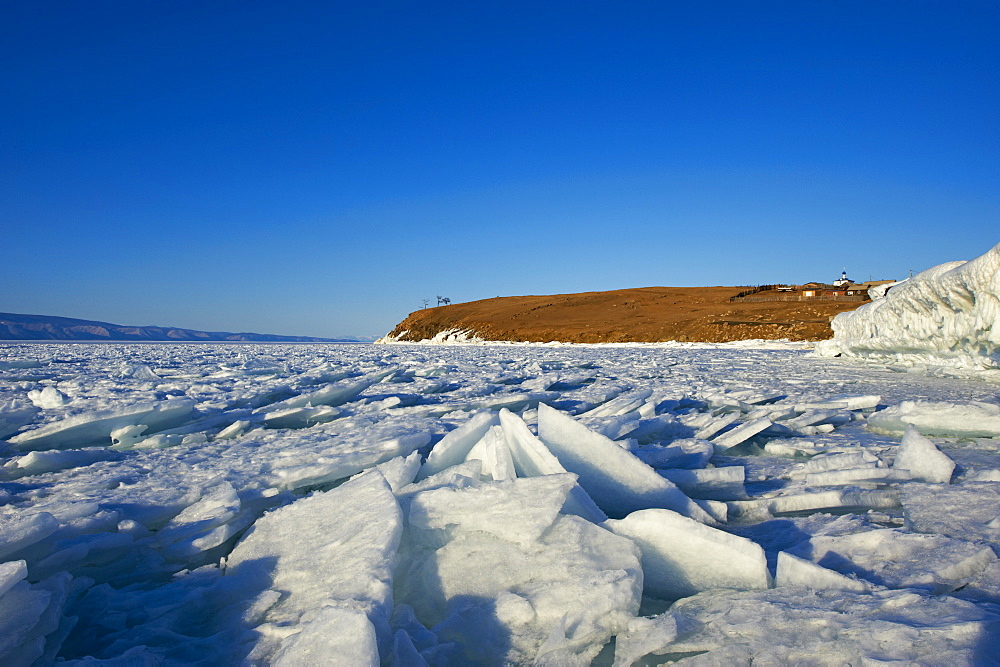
384,287,866,344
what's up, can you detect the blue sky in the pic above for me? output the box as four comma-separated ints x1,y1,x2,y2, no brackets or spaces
3,1,997,338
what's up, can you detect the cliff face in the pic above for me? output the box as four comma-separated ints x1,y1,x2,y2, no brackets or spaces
383,287,866,344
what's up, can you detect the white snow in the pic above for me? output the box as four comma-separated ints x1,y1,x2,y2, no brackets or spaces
0,340,997,663
817,241,1000,368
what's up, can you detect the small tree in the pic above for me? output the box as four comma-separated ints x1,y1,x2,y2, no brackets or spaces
421,299,431,309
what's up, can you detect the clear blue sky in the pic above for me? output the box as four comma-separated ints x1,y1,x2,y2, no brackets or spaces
3,1,997,338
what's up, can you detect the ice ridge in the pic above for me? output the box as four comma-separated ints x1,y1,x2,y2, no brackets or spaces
817,241,1000,369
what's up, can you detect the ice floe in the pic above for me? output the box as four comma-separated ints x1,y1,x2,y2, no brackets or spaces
0,340,997,663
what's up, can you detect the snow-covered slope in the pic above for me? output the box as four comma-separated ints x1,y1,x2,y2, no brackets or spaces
817,242,1000,368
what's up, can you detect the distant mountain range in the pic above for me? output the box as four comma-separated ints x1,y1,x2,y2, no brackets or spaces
0,312,371,343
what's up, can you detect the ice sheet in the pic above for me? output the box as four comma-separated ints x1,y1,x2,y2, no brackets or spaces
2,341,999,663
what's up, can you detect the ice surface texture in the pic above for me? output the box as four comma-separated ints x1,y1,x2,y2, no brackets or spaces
817,241,1000,368
0,341,998,664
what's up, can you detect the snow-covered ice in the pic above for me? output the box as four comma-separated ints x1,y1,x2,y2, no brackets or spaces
817,241,1000,369
0,340,998,664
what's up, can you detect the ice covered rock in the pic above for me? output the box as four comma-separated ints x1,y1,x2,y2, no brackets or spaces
817,242,1000,368
868,400,1000,438
9,398,196,450
891,425,955,483
227,470,403,662
537,404,713,523
605,508,769,600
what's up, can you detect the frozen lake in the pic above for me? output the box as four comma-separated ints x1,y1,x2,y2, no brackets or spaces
1,341,998,664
